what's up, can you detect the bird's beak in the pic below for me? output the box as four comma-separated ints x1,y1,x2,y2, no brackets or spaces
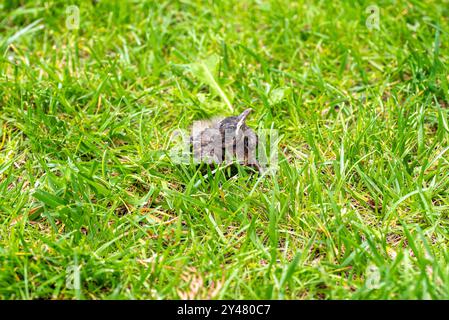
235,108,252,135
238,108,252,121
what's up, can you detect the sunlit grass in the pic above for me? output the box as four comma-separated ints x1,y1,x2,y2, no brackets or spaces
0,0,449,299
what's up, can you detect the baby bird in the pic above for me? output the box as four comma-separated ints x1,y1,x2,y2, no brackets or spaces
190,109,261,172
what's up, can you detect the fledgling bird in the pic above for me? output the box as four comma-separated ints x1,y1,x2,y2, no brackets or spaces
190,108,262,173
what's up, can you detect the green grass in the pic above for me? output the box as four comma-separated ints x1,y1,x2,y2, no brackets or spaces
1,0,449,299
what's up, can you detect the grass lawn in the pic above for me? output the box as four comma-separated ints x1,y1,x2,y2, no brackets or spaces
1,0,449,299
